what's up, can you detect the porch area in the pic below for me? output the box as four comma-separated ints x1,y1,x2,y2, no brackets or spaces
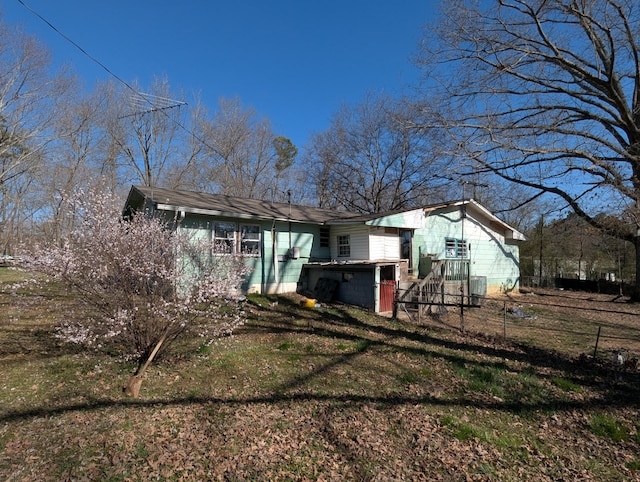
394,259,487,318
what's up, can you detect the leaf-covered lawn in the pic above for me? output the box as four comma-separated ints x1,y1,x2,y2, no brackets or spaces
1,268,639,480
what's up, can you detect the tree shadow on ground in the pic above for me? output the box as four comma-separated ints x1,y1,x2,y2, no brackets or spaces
2,377,637,424
3,295,639,425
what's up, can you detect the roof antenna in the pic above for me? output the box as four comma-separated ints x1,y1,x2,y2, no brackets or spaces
119,91,187,119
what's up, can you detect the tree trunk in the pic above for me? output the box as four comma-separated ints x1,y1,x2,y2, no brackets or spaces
634,235,640,302
122,332,168,398
123,375,143,398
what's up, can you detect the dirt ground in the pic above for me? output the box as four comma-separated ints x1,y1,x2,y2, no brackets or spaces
399,287,640,362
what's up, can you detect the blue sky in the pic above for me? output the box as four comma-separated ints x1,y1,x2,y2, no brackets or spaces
1,0,438,150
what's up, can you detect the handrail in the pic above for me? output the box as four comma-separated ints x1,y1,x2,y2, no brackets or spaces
397,259,446,302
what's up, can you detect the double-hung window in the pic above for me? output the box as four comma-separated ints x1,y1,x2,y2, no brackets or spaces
445,238,467,258
337,234,351,257
239,224,260,255
213,221,236,254
213,221,261,256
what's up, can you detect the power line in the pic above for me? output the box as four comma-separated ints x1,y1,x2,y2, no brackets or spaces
15,0,137,97
14,0,220,155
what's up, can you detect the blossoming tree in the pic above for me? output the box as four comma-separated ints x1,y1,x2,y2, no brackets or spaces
26,189,251,397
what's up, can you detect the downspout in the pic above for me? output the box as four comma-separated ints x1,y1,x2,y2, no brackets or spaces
287,190,292,255
272,219,278,292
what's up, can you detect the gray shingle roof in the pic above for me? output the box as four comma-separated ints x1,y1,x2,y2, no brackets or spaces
124,185,525,240
126,185,362,224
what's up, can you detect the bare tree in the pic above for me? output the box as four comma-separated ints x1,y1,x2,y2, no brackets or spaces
418,0,640,296
102,77,200,190
0,22,72,255
35,91,110,242
190,97,300,202
196,97,276,198
305,93,448,214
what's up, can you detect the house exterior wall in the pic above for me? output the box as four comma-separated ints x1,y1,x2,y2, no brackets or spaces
330,225,370,260
319,204,521,298
366,209,425,229
413,207,520,294
144,195,520,308
330,224,402,262
368,227,401,260
262,223,324,294
176,214,326,295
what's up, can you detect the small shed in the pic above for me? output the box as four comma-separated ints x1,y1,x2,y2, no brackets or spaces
299,260,406,313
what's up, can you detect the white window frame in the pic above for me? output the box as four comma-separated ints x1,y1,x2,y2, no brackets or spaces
239,224,261,256
337,234,350,257
213,221,237,254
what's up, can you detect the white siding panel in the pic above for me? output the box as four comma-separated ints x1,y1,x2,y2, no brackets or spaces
369,228,400,260
331,225,370,260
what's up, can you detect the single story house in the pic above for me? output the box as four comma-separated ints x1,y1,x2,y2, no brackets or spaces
124,185,526,312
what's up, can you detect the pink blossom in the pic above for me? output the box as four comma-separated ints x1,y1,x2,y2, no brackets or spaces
22,188,252,368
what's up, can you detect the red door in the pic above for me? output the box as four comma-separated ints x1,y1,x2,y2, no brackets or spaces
380,280,396,312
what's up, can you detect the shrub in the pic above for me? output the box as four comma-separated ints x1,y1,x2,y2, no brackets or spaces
21,188,251,396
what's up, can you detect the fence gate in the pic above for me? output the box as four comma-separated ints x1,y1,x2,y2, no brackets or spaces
380,280,396,312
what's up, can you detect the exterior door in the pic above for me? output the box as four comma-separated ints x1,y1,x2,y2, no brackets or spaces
380,280,396,312
400,229,413,273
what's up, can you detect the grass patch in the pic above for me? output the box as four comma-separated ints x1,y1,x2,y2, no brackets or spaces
440,415,490,442
398,370,420,384
589,413,628,442
0,266,29,284
627,459,640,471
355,339,370,352
452,421,484,441
551,376,582,392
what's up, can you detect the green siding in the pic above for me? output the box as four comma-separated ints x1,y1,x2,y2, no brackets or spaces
178,215,325,293
172,202,520,296
413,208,520,293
